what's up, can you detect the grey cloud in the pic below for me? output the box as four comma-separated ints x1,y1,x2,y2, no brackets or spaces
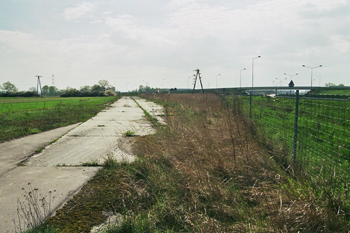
300,2,350,19
109,31,141,47
62,1,98,21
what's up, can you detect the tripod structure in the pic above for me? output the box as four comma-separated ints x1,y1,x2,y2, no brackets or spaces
192,69,204,94
36,75,42,95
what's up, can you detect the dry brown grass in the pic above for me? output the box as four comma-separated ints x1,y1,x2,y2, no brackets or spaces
134,93,348,232
46,93,349,232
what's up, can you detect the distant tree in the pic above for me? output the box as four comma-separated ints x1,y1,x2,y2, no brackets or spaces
98,80,113,91
80,85,91,93
138,85,145,93
61,88,81,97
325,82,336,87
91,84,104,93
339,83,345,87
1,81,18,92
49,86,59,96
144,86,152,92
42,85,49,96
138,85,156,93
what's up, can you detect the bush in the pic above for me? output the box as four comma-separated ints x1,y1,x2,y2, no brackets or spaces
104,89,117,96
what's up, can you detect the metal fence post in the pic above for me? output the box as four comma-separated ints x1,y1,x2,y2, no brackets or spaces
293,90,300,164
249,91,252,118
233,94,236,115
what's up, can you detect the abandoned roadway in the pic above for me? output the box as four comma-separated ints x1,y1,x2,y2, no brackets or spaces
0,96,164,233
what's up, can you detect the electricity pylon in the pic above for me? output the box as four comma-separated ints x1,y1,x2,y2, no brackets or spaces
192,69,204,94
36,75,42,95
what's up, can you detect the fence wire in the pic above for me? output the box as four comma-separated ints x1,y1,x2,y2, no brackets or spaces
237,93,350,188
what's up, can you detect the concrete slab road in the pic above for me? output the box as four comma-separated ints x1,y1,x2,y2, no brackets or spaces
0,124,80,177
0,96,164,233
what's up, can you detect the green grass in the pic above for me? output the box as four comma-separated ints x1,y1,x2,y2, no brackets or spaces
0,96,118,142
234,94,350,219
123,130,136,137
236,95,350,162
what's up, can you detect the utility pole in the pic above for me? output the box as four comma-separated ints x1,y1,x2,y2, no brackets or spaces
192,69,204,94
36,75,42,95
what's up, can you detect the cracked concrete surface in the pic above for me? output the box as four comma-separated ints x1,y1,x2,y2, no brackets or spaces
0,96,164,233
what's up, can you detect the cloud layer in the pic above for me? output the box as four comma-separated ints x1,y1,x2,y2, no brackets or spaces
0,0,349,91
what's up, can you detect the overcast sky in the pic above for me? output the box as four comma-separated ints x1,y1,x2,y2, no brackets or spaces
0,0,349,92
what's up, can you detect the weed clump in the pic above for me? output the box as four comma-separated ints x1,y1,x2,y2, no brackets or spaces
123,130,135,137
14,183,56,233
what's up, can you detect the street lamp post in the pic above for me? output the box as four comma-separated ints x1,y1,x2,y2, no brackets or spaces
272,80,279,95
302,65,322,90
275,77,287,85
252,56,261,92
274,77,287,95
250,56,261,118
284,72,298,82
216,74,220,89
240,68,246,89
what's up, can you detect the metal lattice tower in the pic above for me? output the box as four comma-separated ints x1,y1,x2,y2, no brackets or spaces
192,69,204,94
36,75,42,95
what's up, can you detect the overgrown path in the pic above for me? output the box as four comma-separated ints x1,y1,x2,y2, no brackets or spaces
0,96,164,232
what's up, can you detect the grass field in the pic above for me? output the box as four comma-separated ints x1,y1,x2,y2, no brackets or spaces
0,96,118,142
236,95,350,159
234,95,350,219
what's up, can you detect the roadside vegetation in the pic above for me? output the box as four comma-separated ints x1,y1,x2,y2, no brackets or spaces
313,89,350,95
237,95,350,170
0,96,118,142
30,93,349,232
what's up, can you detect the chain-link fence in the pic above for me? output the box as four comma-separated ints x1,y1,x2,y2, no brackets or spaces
235,92,350,189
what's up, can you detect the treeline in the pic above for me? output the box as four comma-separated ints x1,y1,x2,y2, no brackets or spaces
0,81,39,97
0,80,118,97
132,85,167,93
0,91,39,97
60,80,117,97
324,82,345,87
41,85,60,96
